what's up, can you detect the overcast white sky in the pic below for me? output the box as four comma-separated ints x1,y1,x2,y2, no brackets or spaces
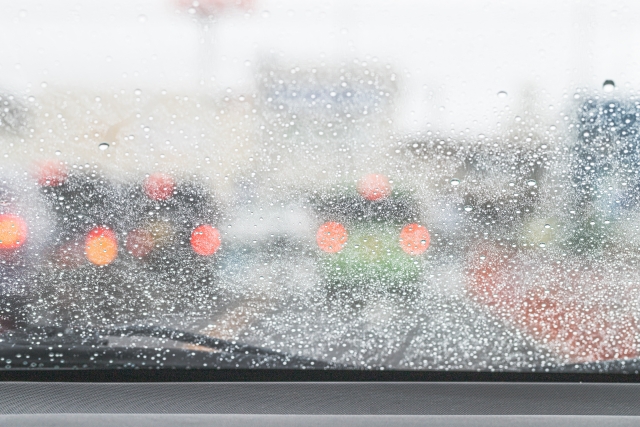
1,0,639,133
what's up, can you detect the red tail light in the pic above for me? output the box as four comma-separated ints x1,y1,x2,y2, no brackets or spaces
399,223,430,255
316,221,348,253
0,214,28,250
85,226,118,266
190,224,221,256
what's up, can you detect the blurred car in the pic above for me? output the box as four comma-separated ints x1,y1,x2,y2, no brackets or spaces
310,174,430,294
32,164,224,326
466,242,638,363
397,135,551,237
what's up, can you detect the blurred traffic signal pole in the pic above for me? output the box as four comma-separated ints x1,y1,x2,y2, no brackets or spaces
174,0,256,90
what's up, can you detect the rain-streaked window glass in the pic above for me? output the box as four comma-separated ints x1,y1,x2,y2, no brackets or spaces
0,0,639,372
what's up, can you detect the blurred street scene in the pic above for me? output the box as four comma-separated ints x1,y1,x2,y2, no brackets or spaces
0,0,639,371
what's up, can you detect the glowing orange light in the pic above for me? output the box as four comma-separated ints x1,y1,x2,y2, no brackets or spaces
0,215,28,250
144,173,175,201
125,229,154,258
357,174,391,201
85,226,118,266
316,222,348,253
399,223,430,255
190,224,221,256
36,160,67,187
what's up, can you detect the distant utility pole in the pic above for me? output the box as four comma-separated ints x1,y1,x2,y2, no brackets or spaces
174,0,255,89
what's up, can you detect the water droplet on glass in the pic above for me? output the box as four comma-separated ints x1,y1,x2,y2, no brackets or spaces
603,80,615,92
497,91,508,98
55,150,61,156
450,178,460,186
98,143,109,151
464,205,473,212
41,82,48,88
544,224,551,229
262,10,270,18
138,14,147,23
539,243,546,248
526,179,536,187
18,9,27,18
134,89,142,96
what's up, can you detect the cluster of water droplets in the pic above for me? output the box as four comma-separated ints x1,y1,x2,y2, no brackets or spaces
0,77,639,371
